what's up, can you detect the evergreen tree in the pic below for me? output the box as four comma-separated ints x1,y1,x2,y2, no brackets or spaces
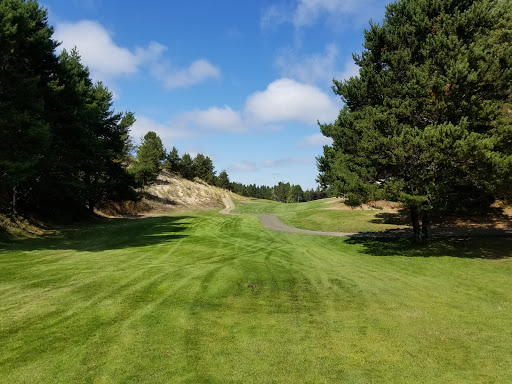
216,170,231,190
287,185,305,203
179,153,194,180
192,154,216,183
0,0,58,212
165,146,180,173
317,0,512,242
131,131,166,186
118,112,136,163
272,182,291,203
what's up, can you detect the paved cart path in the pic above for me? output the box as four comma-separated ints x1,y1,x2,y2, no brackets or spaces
220,196,404,238
220,196,512,239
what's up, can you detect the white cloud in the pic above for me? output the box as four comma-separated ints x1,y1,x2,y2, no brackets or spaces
177,106,245,133
297,133,333,147
153,59,221,89
244,78,340,125
262,0,380,30
293,0,361,27
231,161,258,172
55,20,220,91
276,43,342,85
130,115,196,144
54,20,165,81
264,157,314,167
261,4,290,30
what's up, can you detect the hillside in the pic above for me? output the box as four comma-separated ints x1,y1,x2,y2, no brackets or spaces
98,170,245,217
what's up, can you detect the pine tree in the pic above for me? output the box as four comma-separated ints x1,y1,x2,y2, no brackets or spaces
0,0,58,212
193,154,215,184
317,0,512,242
179,153,194,180
131,131,166,186
165,146,180,173
216,170,231,190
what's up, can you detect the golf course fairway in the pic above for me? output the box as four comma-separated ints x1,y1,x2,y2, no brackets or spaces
1,210,511,383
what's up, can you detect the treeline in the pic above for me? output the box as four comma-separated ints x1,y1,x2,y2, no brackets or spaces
128,132,217,186
0,0,137,218
132,131,328,203
230,182,329,203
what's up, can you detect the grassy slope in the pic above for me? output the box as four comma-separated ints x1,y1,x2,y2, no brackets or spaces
1,211,512,383
233,198,408,233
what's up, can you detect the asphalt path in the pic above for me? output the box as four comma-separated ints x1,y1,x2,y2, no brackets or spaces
220,196,512,239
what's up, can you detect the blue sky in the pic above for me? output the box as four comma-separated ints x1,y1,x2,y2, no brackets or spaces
43,0,388,189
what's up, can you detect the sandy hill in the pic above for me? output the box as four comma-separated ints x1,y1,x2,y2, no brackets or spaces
98,170,245,216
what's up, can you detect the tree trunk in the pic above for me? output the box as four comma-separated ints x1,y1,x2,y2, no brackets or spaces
411,209,422,243
12,185,17,214
421,212,431,241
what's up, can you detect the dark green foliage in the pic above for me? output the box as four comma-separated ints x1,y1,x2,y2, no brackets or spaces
179,153,194,180
130,131,166,186
228,181,327,202
0,1,138,218
0,0,58,211
287,184,305,203
165,146,180,173
216,170,231,190
317,0,512,242
118,112,136,163
272,182,291,202
192,154,216,184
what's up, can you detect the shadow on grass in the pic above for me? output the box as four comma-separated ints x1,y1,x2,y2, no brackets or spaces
345,236,512,259
0,215,191,253
370,210,410,226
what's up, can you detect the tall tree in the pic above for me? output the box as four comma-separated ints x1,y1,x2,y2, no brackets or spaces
131,131,166,186
317,0,512,242
118,112,136,163
0,0,58,212
193,154,215,184
179,153,194,180
287,185,305,203
216,170,231,190
272,182,291,203
165,146,180,173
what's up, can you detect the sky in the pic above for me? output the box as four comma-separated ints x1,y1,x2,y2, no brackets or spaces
42,0,389,190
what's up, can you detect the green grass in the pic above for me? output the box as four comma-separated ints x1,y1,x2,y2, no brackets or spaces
234,198,408,233
1,211,512,383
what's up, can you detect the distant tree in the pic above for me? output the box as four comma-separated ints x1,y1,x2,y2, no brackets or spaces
287,185,305,203
165,146,180,173
131,131,166,186
179,153,194,180
317,0,512,242
193,154,216,183
272,182,290,203
216,170,231,190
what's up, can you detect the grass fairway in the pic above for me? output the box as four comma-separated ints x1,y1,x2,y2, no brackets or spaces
1,211,512,383
233,198,408,233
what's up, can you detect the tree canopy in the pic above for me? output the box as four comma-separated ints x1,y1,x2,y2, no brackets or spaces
317,0,512,242
130,131,166,186
0,0,138,218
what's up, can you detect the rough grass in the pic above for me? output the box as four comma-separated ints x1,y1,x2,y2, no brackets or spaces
1,211,512,383
233,198,408,233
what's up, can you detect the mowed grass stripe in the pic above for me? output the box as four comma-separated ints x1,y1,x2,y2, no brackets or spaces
0,211,511,383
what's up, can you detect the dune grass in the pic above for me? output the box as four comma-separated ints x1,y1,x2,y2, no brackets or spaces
1,211,512,383
233,198,408,233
